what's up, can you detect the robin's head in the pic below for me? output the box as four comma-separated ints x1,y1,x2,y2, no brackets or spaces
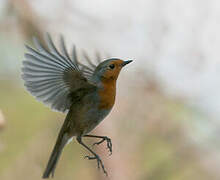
93,58,132,83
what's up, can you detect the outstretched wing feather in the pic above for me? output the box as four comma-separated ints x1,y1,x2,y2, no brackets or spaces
22,34,97,113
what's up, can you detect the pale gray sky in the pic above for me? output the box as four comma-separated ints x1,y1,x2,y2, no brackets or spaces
30,0,220,117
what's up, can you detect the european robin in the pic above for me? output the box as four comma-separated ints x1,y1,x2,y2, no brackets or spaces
21,34,132,178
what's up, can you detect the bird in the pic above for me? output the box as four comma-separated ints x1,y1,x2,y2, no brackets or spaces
21,33,132,178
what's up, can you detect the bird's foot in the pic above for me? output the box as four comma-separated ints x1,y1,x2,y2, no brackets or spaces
84,154,108,176
92,136,112,155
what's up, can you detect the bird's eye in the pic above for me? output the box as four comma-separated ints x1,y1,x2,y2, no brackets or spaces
109,64,115,69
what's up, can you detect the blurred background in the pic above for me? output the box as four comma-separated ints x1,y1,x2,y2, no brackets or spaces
0,0,220,179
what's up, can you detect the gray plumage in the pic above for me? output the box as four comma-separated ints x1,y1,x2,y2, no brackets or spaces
21,33,98,113
21,34,131,179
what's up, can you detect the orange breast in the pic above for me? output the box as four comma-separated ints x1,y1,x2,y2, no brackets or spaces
98,80,116,110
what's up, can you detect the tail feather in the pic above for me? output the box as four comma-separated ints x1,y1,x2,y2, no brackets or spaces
42,133,69,179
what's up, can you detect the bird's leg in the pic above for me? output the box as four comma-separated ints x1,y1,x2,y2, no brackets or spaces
76,136,108,176
84,134,112,155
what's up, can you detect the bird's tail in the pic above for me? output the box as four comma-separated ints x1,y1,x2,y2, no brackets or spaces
42,132,69,179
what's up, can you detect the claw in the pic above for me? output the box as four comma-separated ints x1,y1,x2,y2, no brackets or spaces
84,155,96,160
92,139,105,146
84,154,108,176
93,136,112,156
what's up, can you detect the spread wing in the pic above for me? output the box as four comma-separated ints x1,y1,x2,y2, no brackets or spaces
21,33,98,113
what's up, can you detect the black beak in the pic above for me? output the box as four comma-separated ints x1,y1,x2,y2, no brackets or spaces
121,60,133,67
